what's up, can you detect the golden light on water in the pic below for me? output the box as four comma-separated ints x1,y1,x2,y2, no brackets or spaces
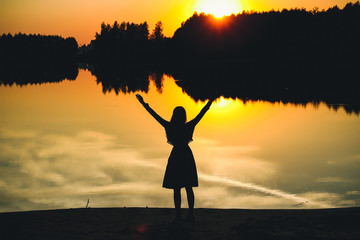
1,70,360,211
205,97,245,127
194,0,243,18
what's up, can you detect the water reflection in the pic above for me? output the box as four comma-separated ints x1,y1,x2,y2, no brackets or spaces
1,63,359,115
83,64,360,115
170,65,360,115
0,63,78,86
84,64,165,95
0,69,359,212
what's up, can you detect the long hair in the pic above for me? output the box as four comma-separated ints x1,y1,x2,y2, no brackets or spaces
167,106,187,145
170,106,186,125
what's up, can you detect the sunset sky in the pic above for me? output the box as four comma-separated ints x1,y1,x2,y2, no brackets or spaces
0,0,358,45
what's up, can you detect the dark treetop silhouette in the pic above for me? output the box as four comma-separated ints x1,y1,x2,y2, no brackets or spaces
77,2,360,65
136,94,213,222
0,33,78,63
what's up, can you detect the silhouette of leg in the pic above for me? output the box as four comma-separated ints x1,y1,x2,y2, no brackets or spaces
173,188,182,221
185,187,195,221
185,187,194,209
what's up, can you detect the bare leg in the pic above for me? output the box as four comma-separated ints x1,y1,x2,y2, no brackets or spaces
185,187,194,210
185,187,195,221
173,188,181,220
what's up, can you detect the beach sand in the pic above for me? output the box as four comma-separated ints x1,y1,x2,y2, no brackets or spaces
1,207,359,240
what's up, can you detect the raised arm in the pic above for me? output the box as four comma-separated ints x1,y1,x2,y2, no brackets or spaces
189,98,214,127
136,94,168,127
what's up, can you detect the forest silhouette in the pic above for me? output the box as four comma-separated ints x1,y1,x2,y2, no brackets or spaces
0,33,77,63
1,2,359,113
0,33,78,86
2,2,359,65
171,3,360,65
77,2,360,64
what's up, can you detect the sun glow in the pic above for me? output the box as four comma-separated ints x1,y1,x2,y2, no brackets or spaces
215,97,232,108
194,0,242,18
211,97,241,116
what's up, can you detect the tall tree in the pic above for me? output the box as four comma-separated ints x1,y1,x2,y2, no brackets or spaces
150,21,164,41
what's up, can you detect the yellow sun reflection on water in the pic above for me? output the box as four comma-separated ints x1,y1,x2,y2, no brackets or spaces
194,0,243,18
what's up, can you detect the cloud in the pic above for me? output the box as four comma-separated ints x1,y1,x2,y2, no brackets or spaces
198,173,332,208
346,191,360,196
1,128,359,212
192,141,275,183
316,177,353,183
298,192,357,208
0,129,167,211
0,128,37,139
196,187,297,209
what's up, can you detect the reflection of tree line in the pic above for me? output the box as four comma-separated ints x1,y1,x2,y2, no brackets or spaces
0,64,78,86
83,64,165,95
85,64,359,115
170,64,360,115
0,62,358,114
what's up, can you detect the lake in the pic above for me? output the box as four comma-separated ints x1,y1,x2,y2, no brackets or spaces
0,68,359,212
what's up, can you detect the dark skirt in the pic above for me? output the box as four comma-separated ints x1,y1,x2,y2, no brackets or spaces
162,145,198,189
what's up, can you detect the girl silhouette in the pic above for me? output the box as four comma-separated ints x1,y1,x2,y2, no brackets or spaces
136,94,213,221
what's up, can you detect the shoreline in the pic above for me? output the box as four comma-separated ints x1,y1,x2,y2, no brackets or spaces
1,206,359,214
1,207,359,239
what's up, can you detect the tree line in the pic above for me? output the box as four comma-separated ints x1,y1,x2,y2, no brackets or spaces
79,1,360,64
1,2,359,64
171,1,360,65
78,21,167,63
0,33,78,63
0,33,78,86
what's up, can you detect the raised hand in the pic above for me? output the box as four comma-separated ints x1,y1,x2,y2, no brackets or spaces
136,94,145,104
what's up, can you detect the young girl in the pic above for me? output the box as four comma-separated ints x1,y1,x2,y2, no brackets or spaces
136,94,213,221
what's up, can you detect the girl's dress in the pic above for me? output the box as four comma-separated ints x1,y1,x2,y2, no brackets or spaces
162,122,198,189
142,101,212,189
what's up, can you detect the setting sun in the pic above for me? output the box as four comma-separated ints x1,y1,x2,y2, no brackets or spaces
210,97,241,118
194,0,242,18
215,97,232,108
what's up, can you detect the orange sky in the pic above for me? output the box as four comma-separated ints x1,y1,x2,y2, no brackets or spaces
0,0,357,45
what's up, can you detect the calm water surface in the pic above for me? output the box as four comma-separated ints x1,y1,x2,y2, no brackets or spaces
0,69,359,212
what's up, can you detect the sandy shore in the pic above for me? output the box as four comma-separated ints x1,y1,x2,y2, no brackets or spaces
1,207,359,240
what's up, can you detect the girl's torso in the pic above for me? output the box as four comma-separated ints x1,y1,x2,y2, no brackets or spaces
165,122,196,146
